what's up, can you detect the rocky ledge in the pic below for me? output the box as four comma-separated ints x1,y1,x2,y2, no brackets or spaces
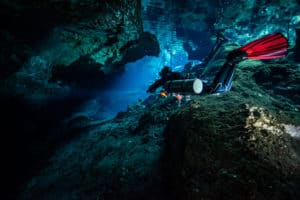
19,61,300,200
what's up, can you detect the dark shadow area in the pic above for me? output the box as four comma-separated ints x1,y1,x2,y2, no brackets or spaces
51,56,106,89
253,64,300,107
0,4,67,79
294,28,300,62
0,92,94,199
0,7,57,43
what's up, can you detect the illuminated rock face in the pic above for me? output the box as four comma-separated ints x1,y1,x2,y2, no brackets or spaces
0,0,142,76
161,62,300,199
0,0,161,98
164,98,300,200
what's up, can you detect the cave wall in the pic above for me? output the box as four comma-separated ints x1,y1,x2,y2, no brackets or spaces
0,1,159,199
0,0,140,75
0,0,161,97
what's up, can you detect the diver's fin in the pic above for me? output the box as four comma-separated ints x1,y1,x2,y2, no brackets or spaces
238,33,288,60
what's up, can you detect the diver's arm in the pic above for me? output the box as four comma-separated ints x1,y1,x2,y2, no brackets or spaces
147,71,184,93
147,79,164,93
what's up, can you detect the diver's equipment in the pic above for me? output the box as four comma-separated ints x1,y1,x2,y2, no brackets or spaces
238,33,288,60
210,33,289,94
163,78,203,94
210,49,245,94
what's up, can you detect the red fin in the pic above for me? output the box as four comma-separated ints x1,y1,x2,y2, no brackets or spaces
239,33,288,60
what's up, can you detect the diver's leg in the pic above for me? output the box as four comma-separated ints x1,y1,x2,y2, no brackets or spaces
209,61,236,93
209,49,246,94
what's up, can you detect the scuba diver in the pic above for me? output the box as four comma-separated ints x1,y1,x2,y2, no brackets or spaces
147,66,184,93
146,32,227,94
147,33,288,96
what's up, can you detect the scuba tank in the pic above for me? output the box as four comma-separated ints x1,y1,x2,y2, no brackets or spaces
163,78,203,94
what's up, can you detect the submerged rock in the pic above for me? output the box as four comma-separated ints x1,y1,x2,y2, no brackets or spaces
161,62,300,200
253,64,300,107
164,96,300,200
19,96,178,200
19,62,300,200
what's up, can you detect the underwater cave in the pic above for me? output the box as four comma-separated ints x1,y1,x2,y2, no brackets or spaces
1,0,300,199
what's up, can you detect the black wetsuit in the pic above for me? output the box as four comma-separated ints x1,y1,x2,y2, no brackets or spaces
146,50,245,95
208,49,245,94
147,67,184,93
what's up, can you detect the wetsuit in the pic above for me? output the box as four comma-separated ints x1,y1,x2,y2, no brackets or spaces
147,66,184,93
208,49,245,94
147,50,245,95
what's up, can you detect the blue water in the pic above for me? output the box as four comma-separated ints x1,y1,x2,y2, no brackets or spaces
70,56,161,120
